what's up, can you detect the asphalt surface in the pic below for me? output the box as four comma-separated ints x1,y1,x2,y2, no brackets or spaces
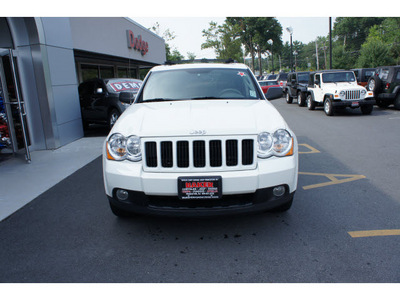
0,98,399,283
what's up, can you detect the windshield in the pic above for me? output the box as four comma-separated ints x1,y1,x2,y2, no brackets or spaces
298,73,309,83
106,79,142,93
277,73,288,80
322,72,356,83
139,68,262,102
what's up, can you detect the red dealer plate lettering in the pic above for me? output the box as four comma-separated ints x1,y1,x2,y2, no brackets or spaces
178,176,222,200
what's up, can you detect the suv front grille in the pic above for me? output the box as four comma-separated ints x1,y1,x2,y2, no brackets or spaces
143,136,256,173
345,90,361,100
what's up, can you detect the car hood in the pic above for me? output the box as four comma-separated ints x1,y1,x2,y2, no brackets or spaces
112,99,289,137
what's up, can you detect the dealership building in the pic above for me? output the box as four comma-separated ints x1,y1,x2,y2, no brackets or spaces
0,17,166,161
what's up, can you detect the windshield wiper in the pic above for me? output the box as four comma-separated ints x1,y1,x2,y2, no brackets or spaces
189,96,225,100
143,98,174,103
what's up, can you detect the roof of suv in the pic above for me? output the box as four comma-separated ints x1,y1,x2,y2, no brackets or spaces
151,63,250,72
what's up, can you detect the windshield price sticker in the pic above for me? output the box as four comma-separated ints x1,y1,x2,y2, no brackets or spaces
109,81,141,92
178,176,222,200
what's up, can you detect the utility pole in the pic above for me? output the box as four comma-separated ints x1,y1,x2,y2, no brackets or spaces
315,40,320,70
329,17,333,69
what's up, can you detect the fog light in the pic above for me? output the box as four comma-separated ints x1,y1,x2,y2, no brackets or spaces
116,189,129,201
273,186,286,197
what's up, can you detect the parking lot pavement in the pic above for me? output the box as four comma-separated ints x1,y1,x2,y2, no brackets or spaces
0,136,105,222
0,99,399,283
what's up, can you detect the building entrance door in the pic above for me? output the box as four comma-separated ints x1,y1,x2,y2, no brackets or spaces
0,49,31,162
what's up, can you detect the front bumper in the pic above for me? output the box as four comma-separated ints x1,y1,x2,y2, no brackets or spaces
108,188,295,217
332,98,375,107
103,143,298,216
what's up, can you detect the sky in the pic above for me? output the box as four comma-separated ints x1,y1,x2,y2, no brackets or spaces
4,0,389,61
132,17,334,60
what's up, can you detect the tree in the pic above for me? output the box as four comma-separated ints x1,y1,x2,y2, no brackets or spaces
169,49,184,61
149,22,184,62
226,17,282,74
332,17,385,68
357,39,395,67
187,52,196,60
252,17,283,74
201,21,243,62
365,17,400,65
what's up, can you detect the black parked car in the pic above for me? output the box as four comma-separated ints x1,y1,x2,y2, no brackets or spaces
284,71,310,106
366,66,400,109
78,78,142,129
351,68,375,87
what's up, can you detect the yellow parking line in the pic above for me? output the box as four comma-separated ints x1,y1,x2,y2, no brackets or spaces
299,172,366,190
348,230,400,238
298,143,320,154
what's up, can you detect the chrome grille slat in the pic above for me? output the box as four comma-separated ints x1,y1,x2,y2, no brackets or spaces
345,90,361,100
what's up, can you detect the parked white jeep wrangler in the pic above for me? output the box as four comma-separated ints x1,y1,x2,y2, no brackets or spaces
306,70,375,116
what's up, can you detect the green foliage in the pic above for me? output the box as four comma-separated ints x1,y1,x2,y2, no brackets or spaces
201,21,243,62
357,39,395,67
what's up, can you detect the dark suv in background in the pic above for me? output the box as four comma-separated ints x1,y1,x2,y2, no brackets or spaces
352,68,375,87
78,78,142,129
284,71,310,106
367,66,400,109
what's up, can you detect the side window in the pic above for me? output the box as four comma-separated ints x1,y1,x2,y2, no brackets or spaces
395,70,400,81
315,74,321,86
379,68,389,80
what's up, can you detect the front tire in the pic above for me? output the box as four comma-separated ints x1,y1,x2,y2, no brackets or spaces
286,92,293,104
297,92,305,106
108,109,120,129
324,98,334,116
306,94,315,110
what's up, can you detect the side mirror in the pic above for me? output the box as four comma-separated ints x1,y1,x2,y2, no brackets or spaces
96,88,103,94
265,87,283,100
119,91,136,104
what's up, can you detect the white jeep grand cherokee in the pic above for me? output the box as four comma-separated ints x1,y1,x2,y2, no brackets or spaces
103,63,298,217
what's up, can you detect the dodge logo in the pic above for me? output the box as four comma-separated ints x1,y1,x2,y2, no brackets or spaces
190,130,207,135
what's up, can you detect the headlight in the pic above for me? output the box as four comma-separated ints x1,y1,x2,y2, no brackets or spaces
107,133,127,161
106,133,142,161
361,90,366,96
339,90,346,97
258,129,293,158
126,135,142,161
272,129,293,156
257,132,273,158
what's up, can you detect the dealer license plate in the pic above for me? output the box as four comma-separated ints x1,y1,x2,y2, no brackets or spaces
351,101,359,107
178,176,222,200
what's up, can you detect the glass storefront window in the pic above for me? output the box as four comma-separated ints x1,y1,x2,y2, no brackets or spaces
118,67,137,79
81,65,98,81
118,67,128,78
100,66,114,79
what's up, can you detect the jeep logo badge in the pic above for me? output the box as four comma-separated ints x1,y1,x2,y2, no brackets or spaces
190,130,207,135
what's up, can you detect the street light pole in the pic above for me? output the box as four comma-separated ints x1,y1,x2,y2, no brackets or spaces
286,27,293,71
268,39,274,73
329,17,333,69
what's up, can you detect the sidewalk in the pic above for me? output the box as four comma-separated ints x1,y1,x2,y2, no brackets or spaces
0,136,105,222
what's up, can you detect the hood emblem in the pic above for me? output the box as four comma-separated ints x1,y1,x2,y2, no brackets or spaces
190,130,207,135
